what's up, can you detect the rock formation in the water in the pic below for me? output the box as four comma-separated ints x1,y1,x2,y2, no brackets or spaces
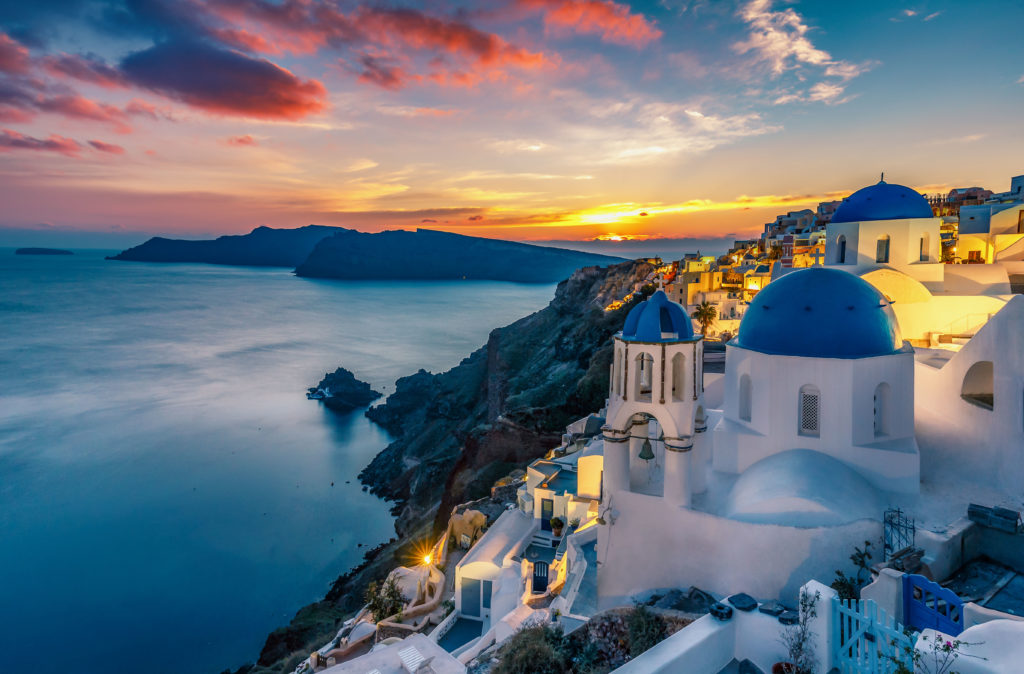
307,368,382,412
15,248,73,255
107,225,346,267
294,228,624,283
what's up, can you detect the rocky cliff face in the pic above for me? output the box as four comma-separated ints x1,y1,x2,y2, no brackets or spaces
240,259,655,673
361,259,656,535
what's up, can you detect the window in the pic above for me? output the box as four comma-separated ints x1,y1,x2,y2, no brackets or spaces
739,374,752,421
635,352,654,402
961,361,994,410
919,233,930,262
876,235,891,263
1017,209,1024,234
837,235,847,264
874,382,891,437
799,385,820,436
670,352,686,402
614,349,623,397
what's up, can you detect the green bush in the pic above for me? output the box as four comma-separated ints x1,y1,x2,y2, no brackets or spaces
492,626,569,674
364,577,405,622
627,604,667,657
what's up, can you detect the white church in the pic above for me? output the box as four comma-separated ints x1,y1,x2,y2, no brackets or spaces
595,178,1024,606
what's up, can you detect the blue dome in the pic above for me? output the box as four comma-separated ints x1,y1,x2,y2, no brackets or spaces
733,268,903,358
621,290,694,342
831,181,933,224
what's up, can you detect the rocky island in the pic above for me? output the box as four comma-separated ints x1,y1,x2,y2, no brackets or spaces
15,247,73,255
108,225,346,267
109,225,623,283
240,259,655,673
307,368,382,412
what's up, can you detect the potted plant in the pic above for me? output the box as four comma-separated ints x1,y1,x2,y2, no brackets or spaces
775,589,820,674
550,517,564,537
569,517,580,532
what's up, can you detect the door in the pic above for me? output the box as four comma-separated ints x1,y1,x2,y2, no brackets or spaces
533,561,549,594
461,577,480,617
481,580,492,619
540,499,553,531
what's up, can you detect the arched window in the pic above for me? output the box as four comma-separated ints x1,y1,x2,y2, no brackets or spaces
961,361,994,410
876,235,891,263
635,352,654,402
798,385,820,437
873,382,891,437
670,352,686,402
613,349,622,397
919,233,930,262
837,235,847,264
739,374,752,421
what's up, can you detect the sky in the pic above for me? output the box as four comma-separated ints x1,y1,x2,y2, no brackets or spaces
1,0,1022,253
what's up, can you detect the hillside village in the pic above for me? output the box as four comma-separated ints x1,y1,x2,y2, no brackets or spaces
285,174,1024,674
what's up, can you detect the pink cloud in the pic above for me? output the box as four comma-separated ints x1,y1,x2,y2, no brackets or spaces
42,53,128,88
0,32,31,74
36,95,134,133
224,134,257,146
88,140,126,154
0,129,81,156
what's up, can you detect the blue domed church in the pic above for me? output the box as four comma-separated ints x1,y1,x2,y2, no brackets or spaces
713,267,920,495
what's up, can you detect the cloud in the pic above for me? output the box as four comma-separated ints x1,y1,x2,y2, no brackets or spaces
88,139,126,154
467,214,484,221
0,128,80,156
42,53,128,88
902,9,918,17
376,105,457,118
120,40,326,119
0,32,31,74
733,0,872,105
208,2,555,90
923,11,942,20
36,94,135,132
224,134,257,146
490,139,548,153
1018,74,1024,85
517,0,663,47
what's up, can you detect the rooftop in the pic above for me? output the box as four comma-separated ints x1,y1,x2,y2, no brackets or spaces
321,633,465,674
458,509,533,569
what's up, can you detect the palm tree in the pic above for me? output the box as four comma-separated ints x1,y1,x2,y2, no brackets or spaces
692,301,717,336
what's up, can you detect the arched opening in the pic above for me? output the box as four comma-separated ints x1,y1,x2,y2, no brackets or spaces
798,385,820,437
670,352,686,402
613,349,622,397
837,234,847,264
873,382,891,436
739,374,752,422
961,361,994,410
634,352,654,402
919,233,930,262
876,235,891,263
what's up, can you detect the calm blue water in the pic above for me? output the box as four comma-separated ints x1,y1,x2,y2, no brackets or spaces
0,249,554,674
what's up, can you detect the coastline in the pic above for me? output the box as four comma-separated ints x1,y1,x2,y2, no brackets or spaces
237,260,656,673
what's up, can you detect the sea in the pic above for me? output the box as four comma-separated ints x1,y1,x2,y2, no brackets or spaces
0,249,555,674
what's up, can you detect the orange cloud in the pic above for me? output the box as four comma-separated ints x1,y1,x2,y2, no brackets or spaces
518,0,662,47
0,129,81,156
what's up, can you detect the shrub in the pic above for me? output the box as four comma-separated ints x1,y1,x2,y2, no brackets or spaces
365,577,405,623
492,626,569,674
550,517,565,531
831,540,873,601
627,604,667,657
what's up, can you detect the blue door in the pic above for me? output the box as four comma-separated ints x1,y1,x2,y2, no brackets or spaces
533,561,548,594
462,577,480,617
540,499,553,532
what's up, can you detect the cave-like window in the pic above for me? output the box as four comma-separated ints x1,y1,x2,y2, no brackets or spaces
961,361,994,410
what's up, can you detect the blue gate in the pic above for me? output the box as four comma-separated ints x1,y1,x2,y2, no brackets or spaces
903,574,963,636
833,598,911,674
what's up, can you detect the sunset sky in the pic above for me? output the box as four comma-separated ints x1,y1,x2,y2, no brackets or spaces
1,0,1023,252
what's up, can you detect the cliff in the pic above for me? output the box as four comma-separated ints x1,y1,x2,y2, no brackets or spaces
294,228,624,283
107,225,345,266
239,259,655,673
361,259,656,536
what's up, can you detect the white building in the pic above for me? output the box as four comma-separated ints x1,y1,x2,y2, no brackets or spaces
715,267,920,494
822,179,1014,343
